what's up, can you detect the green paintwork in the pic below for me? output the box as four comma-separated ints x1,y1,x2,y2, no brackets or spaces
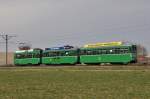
80,54,134,64
14,45,137,65
42,56,78,64
14,49,42,65
14,58,40,65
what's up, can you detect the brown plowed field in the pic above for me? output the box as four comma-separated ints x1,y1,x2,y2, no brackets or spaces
0,52,14,65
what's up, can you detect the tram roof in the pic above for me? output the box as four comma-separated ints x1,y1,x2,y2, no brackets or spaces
80,45,135,50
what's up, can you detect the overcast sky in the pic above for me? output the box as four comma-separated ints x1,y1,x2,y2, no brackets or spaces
0,0,150,53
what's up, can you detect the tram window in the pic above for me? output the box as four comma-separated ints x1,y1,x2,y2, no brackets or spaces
33,53,36,58
65,51,71,56
43,53,46,57
49,52,57,57
49,52,52,57
87,50,93,55
37,54,40,58
65,51,69,56
43,53,47,57
114,48,120,54
92,50,97,55
96,50,100,54
69,51,77,56
45,52,49,57
80,50,88,55
16,54,19,58
119,49,124,54
27,53,32,58
16,54,22,59
43,52,48,57
33,53,40,58
109,49,115,54
48,52,52,57
83,50,87,55
16,54,26,59
101,49,107,54
58,51,71,56
59,51,65,56
106,49,110,54
98,50,102,54
80,50,84,55
124,48,129,53
42,53,44,57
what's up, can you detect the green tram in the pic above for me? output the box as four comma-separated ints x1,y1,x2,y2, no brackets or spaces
42,48,79,65
14,49,42,65
14,44,144,65
79,45,137,64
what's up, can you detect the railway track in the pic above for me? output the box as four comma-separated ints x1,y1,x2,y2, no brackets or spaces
0,63,150,67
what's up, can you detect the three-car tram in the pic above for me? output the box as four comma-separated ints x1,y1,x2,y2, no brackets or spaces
14,42,148,65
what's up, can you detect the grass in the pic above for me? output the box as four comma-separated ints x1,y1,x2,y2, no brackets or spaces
0,66,150,99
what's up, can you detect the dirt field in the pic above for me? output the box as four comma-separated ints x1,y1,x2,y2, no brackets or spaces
0,52,14,65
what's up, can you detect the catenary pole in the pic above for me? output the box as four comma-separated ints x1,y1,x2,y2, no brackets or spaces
0,33,16,65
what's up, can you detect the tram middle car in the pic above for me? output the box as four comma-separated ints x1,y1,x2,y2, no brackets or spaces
42,46,79,65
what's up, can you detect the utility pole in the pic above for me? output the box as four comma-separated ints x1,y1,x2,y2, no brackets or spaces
6,35,8,65
0,33,16,65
